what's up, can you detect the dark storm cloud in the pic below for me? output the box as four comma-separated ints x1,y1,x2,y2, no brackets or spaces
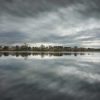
77,0,100,18
0,0,100,17
0,0,64,17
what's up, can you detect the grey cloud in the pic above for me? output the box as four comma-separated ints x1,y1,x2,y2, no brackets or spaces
0,31,28,44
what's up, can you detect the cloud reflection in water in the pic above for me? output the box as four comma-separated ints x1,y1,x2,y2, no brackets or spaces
0,53,100,100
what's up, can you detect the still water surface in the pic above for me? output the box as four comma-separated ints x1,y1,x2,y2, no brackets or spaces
0,52,100,100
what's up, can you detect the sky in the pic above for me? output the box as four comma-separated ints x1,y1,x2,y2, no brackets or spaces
0,0,100,48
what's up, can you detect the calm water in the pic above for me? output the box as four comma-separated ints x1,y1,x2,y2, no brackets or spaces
0,52,100,100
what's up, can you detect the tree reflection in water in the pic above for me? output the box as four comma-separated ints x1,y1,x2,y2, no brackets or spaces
0,52,86,58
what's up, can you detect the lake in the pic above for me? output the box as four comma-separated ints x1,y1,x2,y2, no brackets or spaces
0,52,100,100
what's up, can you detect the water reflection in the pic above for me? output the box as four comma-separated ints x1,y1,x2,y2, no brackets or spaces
0,52,86,58
0,52,100,100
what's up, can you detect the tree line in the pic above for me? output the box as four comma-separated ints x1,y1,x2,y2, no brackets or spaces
0,44,100,52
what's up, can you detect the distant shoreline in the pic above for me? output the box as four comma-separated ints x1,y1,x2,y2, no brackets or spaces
0,44,100,52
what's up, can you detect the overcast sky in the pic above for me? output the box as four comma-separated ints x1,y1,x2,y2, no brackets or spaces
0,0,100,47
